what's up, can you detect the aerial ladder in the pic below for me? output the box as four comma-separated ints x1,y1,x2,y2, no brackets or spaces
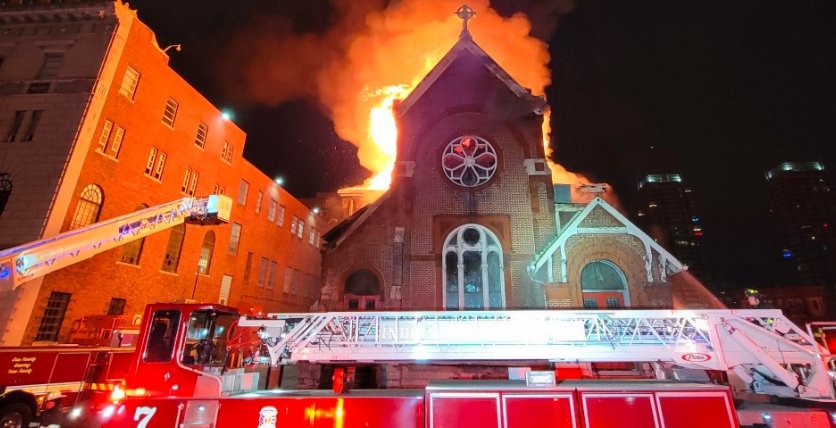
239,308,836,401
0,194,232,290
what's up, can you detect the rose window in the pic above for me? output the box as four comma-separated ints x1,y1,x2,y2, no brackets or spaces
441,136,497,187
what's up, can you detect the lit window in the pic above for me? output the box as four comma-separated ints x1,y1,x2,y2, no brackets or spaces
188,171,199,196
257,257,268,286
221,141,233,163
144,147,157,175
441,136,497,187
69,184,103,229
97,120,113,152
219,275,232,305
442,224,505,309
110,126,125,157
277,205,285,226
297,219,305,238
238,180,248,205
118,66,140,100
228,223,242,255
267,199,277,222
194,122,208,149
144,147,166,181
254,191,263,214
161,98,178,127
181,168,192,194
290,215,297,234
154,152,166,180
197,231,215,275
309,227,316,244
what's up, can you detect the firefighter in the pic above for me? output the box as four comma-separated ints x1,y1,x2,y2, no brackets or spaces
744,288,775,309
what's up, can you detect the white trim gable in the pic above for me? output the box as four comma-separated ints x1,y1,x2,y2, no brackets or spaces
529,197,686,283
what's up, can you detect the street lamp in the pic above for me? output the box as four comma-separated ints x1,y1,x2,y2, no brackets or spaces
162,44,182,53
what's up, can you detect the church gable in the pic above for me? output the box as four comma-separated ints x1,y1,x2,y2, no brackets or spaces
577,205,623,229
396,35,544,122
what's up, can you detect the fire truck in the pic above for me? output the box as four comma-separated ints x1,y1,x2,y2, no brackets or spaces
83,302,834,428
1,194,835,427
0,195,232,428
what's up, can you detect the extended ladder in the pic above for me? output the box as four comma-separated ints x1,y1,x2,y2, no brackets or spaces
0,195,231,289
238,309,835,400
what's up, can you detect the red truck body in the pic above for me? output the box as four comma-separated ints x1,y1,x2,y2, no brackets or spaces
0,346,132,424
99,380,739,428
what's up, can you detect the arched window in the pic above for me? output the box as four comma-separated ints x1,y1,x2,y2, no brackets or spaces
580,260,630,309
197,231,215,275
442,224,504,310
161,223,186,273
344,269,381,310
70,184,103,229
120,204,147,265
0,173,11,217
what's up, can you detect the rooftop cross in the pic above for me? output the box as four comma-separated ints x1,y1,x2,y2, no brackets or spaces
456,4,476,36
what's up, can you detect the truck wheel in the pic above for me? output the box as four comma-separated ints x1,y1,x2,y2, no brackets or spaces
0,403,32,428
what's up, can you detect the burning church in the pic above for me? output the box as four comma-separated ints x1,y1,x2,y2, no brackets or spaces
306,5,722,387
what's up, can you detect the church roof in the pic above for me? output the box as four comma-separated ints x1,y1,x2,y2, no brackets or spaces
321,192,390,250
395,32,545,117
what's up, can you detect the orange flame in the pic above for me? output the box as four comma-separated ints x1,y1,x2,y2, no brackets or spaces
318,0,551,190
221,0,614,200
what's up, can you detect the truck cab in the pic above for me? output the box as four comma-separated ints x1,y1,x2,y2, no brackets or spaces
125,303,242,399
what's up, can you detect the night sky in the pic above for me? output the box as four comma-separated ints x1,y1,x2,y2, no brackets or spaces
128,1,836,288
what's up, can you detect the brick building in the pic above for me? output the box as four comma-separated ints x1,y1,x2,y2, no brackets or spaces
315,22,720,388
0,1,321,346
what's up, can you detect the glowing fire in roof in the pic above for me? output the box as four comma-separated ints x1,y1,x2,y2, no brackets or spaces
321,1,551,190
221,0,614,200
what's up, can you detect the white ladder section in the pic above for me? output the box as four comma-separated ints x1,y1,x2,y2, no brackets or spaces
238,309,835,401
0,195,231,289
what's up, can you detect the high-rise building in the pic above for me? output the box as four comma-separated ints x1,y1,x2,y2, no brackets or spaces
635,174,704,279
766,162,836,286
0,1,321,345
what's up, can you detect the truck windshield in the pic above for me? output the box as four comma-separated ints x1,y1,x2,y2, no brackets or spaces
180,309,237,370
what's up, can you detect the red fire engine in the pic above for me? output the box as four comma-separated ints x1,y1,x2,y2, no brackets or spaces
88,303,834,428
0,195,232,428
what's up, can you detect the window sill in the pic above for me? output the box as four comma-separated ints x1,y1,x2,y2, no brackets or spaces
115,261,141,269
144,174,163,183
95,149,119,162
158,270,179,276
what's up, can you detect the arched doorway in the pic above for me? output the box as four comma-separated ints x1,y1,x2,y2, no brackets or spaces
580,260,629,309
344,269,380,310
442,224,505,310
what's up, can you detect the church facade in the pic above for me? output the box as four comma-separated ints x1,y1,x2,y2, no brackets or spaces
319,30,691,316
309,17,724,389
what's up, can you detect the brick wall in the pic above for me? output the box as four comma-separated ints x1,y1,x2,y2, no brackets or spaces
16,5,321,344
